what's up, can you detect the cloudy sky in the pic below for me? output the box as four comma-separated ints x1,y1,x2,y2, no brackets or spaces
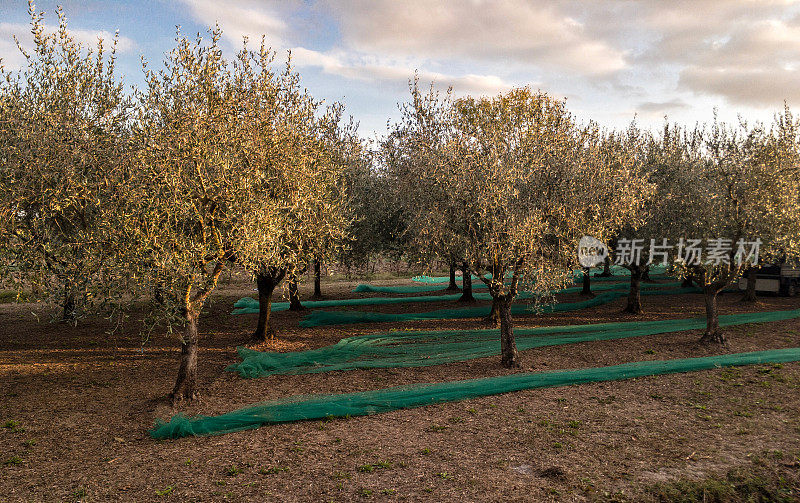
1,0,799,138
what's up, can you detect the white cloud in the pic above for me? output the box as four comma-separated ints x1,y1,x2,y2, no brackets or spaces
291,47,514,96
324,0,627,76
177,0,293,47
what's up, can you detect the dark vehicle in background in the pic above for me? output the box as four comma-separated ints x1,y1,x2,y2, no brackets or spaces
738,263,800,296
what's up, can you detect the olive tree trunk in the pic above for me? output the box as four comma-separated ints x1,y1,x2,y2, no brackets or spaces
445,260,460,292
170,310,199,404
624,265,643,314
580,268,593,296
699,287,726,344
483,296,500,326
498,295,520,368
597,256,612,277
742,267,757,302
253,269,285,342
288,278,306,311
312,259,323,299
458,261,475,303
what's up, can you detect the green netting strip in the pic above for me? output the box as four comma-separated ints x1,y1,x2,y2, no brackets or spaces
151,347,800,439
232,279,668,315
297,286,697,327
229,307,800,378
352,283,487,294
411,265,669,284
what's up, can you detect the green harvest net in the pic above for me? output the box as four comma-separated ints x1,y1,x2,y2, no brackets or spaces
229,307,800,378
410,265,670,284
232,279,667,315
151,347,800,439
352,283,488,294
297,285,695,327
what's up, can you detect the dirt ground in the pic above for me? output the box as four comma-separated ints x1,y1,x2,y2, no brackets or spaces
1,274,799,502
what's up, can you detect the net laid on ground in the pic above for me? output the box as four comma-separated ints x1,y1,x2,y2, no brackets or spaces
297,285,696,327
229,307,800,378
232,279,664,315
352,282,489,294
410,265,669,284
151,347,800,439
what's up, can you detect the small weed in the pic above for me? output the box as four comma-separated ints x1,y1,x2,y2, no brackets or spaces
184,458,192,466
381,489,396,495
467,408,477,414
358,460,391,473
225,465,241,477
155,485,174,496
23,439,36,447
436,472,453,480
2,420,24,433
428,424,448,432
215,480,227,486
645,349,655,354
567,420,582,429
420,448,431,455
448,416,463,424
260,465,289,475
358,488,373,497
4,455,22,466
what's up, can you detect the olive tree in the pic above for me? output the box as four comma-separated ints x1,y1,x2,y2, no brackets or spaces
658,116,800,343
129,29,352,399
246,76,356,342
0,4,130,321
394,85,650,367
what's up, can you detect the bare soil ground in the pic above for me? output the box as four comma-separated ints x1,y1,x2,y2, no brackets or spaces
1,275,799,502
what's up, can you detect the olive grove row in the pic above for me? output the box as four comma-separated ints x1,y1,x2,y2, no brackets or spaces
2,7,799,400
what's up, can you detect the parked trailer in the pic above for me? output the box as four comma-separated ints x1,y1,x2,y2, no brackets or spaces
738,264,800,296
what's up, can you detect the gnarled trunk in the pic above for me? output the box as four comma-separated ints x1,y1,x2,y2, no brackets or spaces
483,296,500,326
458,261,475,303
312,259,323,299
62,280,78,321
445,260,460,292
699,287,725,344
253,270,284,342
288,278,305,311
580,268,593,297
624,265,643,314
597,256,613,277
170,310,199,404
498,295,520,368
682,273,694,288
742,267,757,302
642,265,652,282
